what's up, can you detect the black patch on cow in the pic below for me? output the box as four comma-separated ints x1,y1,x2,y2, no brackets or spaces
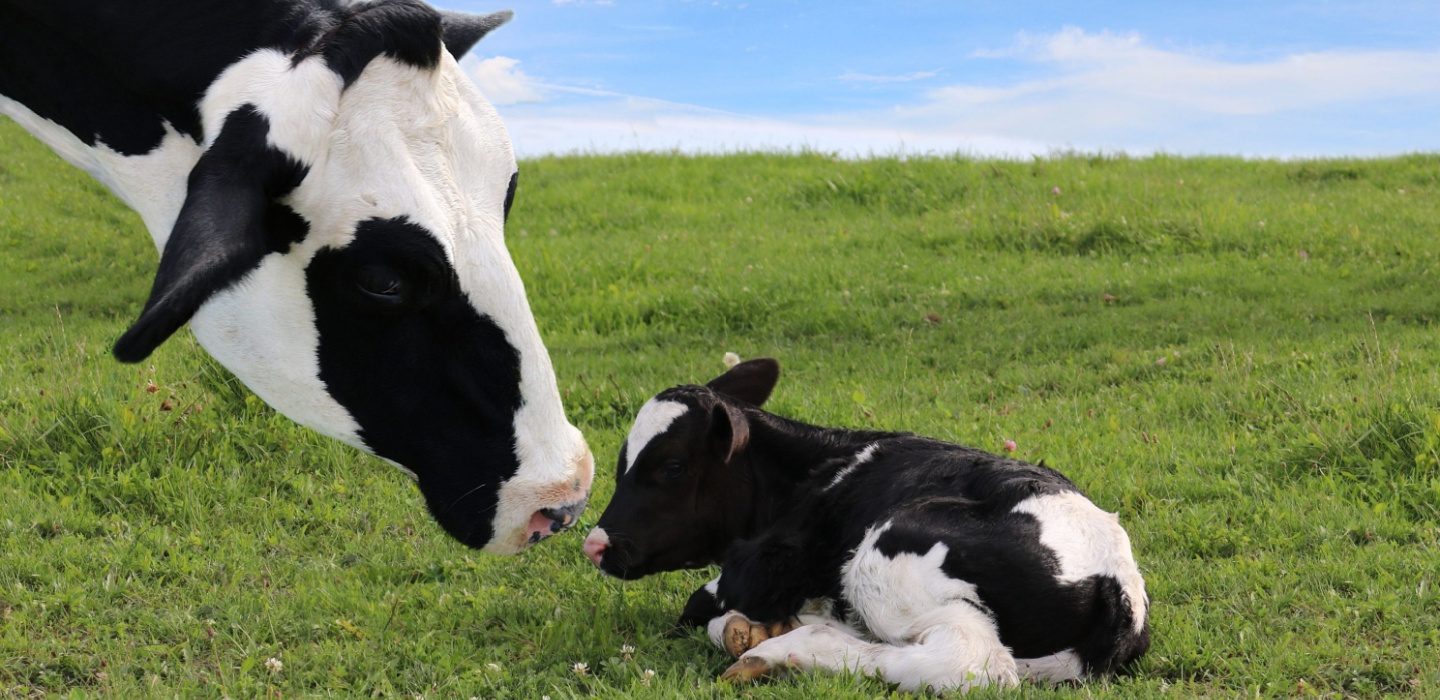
307,217,524,548
870,502,1098,659
300,0,444,87
678,584,725,629
0,1,509,156
504,171,519,222
114,105,310,362
0,0,333,154
266,202,312,254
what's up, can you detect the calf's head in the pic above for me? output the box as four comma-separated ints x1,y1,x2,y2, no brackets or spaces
584,359,780,579
110,2,591,553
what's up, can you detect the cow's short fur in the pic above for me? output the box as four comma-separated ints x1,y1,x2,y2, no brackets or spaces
585,359,1149,692
0,1,592,552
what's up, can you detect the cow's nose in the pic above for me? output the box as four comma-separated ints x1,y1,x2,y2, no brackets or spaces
526,499,587,545
583,527,610,567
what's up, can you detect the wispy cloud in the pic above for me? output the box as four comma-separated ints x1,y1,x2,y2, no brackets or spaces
948,27,1440,116
462,56,544,106
474,27,1440,158
897,27,1440,154
837,69,941,84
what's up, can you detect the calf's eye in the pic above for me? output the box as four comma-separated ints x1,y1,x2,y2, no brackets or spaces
659,459,685,482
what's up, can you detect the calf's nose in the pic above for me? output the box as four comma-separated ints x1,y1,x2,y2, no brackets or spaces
582,527,609,567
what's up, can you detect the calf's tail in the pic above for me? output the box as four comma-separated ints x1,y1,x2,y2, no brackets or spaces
1077,576,1151,675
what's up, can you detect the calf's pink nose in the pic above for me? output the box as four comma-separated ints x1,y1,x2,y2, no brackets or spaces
583,528,609,567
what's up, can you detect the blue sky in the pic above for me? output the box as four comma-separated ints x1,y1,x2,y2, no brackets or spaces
450,1,1440,158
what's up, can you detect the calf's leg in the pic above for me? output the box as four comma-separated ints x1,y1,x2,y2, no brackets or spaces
707,597,857,658
723,603,1020,693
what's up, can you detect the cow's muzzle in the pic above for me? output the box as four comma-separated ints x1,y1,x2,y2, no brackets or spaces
527,499,587,545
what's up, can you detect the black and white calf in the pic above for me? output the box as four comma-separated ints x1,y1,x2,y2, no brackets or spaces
0,1,592,552
583,359,1150,692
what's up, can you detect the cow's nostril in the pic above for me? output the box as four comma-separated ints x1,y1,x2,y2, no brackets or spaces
524,498,587,546
539,506,576,532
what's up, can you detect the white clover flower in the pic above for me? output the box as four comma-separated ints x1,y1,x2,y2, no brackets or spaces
572,662,589,677
723,352,741,369
620,644,636,658
264,657,283,674
641,668,656,686
485,662,502,673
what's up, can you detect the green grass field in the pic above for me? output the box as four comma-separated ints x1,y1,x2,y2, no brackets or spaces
2,115,1439,698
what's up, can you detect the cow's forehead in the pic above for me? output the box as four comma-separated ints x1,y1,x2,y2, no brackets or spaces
197,47,513,263
625,398,692,473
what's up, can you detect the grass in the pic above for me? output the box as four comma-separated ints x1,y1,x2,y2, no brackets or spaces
2,115,1439,697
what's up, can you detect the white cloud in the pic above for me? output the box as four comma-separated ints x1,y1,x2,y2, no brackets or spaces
838,69,941,84
943,27,1440,117
462,55,544,106
475,27,1440,158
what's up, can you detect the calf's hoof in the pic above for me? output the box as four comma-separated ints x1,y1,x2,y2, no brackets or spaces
720,656,779,683
722,615,797,658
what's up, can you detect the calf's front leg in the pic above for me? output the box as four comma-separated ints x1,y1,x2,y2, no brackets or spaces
682,578,801,657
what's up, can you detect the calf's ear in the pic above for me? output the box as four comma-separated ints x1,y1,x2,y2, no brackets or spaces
113,106,304,362
709,404,750,464
706,358,780,407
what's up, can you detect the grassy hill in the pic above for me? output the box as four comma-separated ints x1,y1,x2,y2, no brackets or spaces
2,115,1438,697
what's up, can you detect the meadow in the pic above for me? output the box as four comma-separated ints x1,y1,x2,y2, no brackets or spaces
2,115,1438,697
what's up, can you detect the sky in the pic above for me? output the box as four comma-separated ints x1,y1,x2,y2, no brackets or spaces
450,1,1440,158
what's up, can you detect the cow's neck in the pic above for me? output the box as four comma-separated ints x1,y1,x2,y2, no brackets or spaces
733,410,898,538
0,1,324,248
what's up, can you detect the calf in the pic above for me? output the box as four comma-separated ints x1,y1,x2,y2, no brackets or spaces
583,359,1150,692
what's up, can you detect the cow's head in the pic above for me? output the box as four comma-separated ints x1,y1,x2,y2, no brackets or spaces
110,1,591,554
584,359,781,579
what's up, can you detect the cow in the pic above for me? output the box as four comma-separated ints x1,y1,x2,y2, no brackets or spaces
582,359,1150,693
0,1,592,553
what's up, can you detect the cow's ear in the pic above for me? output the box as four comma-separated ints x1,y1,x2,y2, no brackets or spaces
709,403,750,464
113,107,303,363
439,10,512,60
706,358,780,407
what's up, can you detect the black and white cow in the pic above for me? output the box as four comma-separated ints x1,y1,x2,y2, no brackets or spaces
0,1,592,553
583,359,1150,692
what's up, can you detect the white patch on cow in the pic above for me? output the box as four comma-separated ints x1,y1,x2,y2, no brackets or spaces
624,399,690,472
0,96,201,250
1014,650,1084,683
191,256,363,445
1011,492,1148,632
824,442,880,491
767,520,1018,692
712,528,1080,691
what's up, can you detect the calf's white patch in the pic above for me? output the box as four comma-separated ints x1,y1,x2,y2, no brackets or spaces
824,442,880,491
625,399,689,472
1011,491,1148,631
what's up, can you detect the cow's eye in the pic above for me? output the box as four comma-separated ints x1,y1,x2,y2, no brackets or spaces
659,459,685,482
355,265,405,303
